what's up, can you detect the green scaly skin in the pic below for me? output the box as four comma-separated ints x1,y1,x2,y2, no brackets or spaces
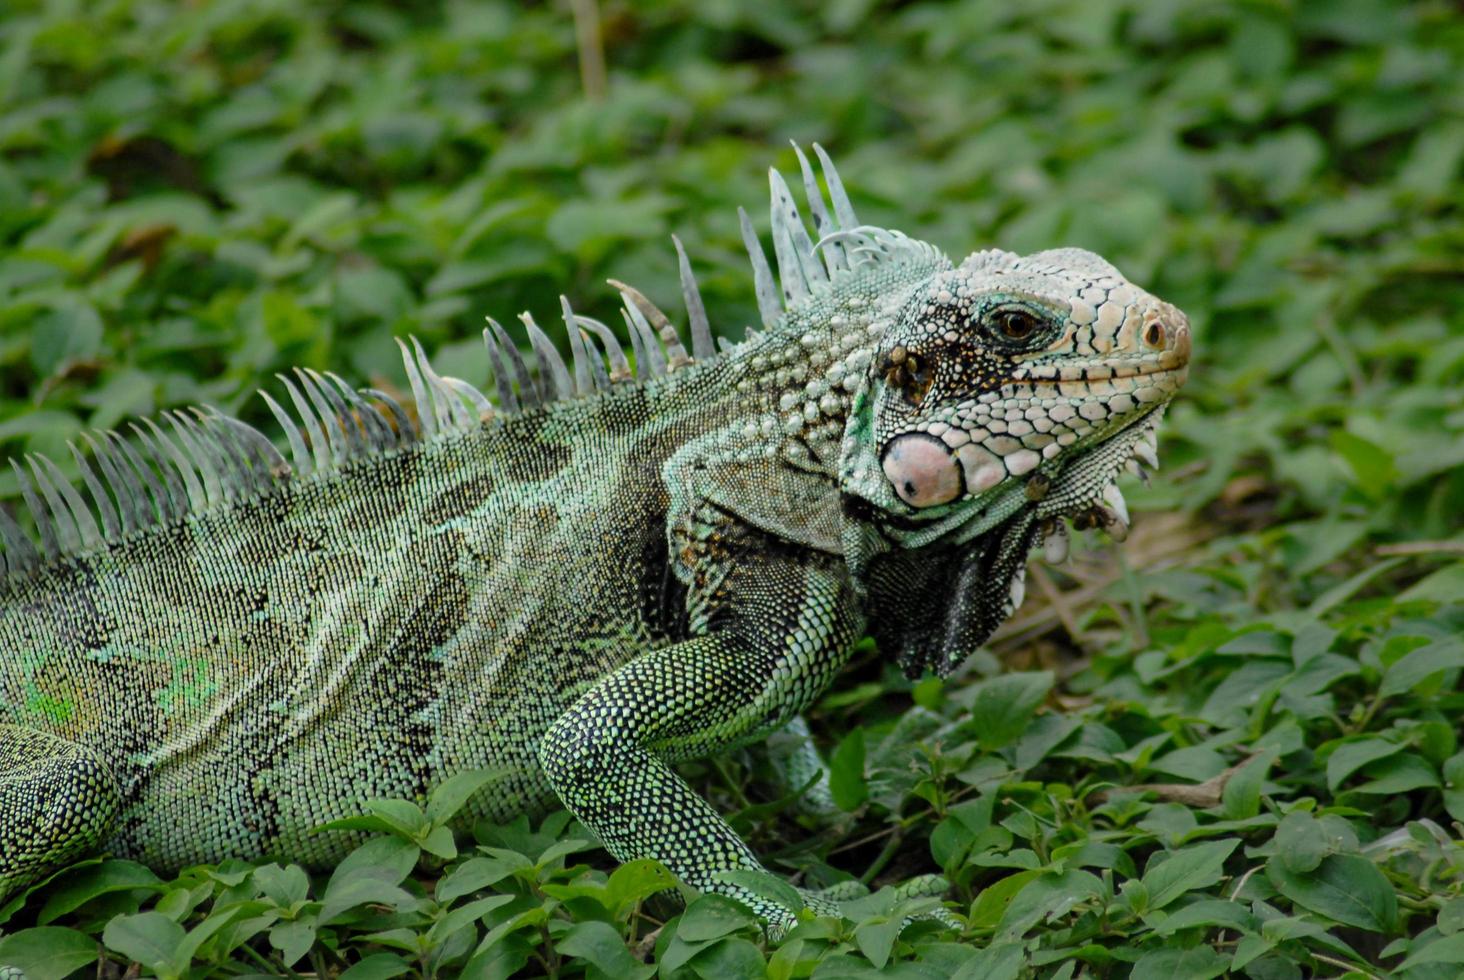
0,150,1190,932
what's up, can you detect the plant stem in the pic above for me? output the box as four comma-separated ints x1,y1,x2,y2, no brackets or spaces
568,0,608,101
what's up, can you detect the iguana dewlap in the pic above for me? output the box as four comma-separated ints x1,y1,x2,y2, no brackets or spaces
0,147,1189,927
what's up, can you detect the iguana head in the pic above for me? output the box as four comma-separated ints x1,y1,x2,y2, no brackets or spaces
832,244,1190,677
870,246,1189,521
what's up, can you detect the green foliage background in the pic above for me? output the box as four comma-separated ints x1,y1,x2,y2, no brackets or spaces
1,0,1462,976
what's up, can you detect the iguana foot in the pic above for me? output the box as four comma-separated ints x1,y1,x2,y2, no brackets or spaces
764,716,843,820
756,874,960,939
890,873,962,928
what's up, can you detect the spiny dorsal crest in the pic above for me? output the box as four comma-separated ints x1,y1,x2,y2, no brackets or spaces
0,144,925,584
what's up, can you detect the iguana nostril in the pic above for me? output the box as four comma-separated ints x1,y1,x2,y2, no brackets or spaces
1143,321,1165,349
881,433,962,508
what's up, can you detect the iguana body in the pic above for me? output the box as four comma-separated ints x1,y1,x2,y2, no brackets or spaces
0,148,1190,924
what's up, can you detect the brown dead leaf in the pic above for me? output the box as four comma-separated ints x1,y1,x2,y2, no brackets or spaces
1087,753,1262,808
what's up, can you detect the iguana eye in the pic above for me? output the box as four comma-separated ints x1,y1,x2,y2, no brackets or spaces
990,308,1042,343
882,345,935,408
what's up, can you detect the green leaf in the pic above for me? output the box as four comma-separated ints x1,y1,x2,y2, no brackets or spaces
312,814,396,835
555,920,653,979
716,870,803,916
1378,637,1464,699
1440,897,1464,935
461,938,533,980
605,859,678,915
1326,737,1404,793
435,854,531,904
37,859,162,923
171,909,247,974
658,934,713,976
853,917,902,969
320,874,412,925
1129,945,1228,980
365,798,429,838
1220,753,1269,820
253,863,310,907
1266,853,1397,932
102,911,186,976
951,941,1024,980
420,824,459,860
534,837,596,869
1290,621,1339,664
545,197,668,259
1398,121,1464,197
1259,914,1365,957
1274,811,1329,873
969,871,1040,930
1400,932,1464,971
1230,934,1274,972
1329,429,1398,498
426,768,511,825
996,869,1103,937
1014,713,1081,771
967,671,1054,750
1198,660,1291,727
1352,754,1440,795
269,919,317,968
1141,839,1240,912
337,953,413,980
677,894,760,942
1401,564,1464,604
31,297,103,376
828,727,868,811
331,836,421,887
1150,899,1254,937
319,839,419,924
473,906,549,961
688,937,767,979
0,927,100,980
429,894,515,947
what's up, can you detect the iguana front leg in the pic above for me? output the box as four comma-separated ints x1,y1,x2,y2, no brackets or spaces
0,725,121,902
539,551,857,924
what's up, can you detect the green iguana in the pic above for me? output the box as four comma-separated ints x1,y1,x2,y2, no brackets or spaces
0,147,1190,928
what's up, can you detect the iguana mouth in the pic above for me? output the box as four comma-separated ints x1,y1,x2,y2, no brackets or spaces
1018,347,1191,387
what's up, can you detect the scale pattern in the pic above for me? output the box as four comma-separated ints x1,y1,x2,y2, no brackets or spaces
0,147,1190,929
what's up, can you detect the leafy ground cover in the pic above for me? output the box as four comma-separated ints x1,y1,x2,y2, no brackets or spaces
1,0,1462,976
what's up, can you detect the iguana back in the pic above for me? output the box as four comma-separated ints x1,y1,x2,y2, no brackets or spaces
0,347,753,867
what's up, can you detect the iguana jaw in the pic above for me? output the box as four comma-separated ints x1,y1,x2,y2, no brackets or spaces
864,405,1176,679
1033,403,1170,547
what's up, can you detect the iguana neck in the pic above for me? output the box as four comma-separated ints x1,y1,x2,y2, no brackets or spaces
717,256,950,481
